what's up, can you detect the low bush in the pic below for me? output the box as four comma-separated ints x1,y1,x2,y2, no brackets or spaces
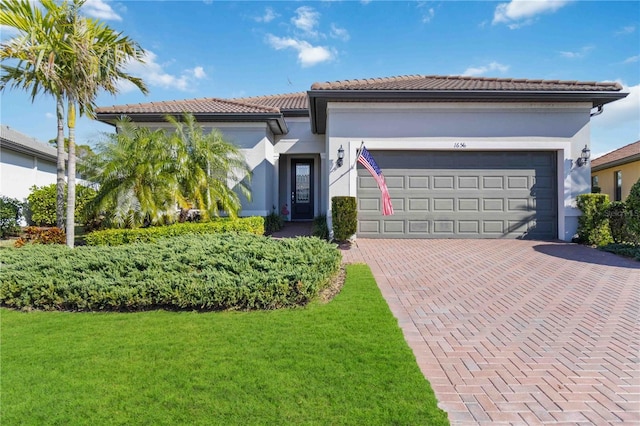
600,243,640,261
264,209,284,234
0,196,22,239
26,184,96,226
85,217,264,246
607,202,633,244
0,233,341,311
332,196,357,242
576,194,613,246
626,178,640,244
14,227,66,248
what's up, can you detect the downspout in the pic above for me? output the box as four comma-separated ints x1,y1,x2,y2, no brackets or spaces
590,105,603,117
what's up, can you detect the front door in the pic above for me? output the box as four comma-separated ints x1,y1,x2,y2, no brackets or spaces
291,159,314,220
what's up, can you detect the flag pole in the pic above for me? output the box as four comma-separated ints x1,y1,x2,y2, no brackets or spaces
354,141,365,167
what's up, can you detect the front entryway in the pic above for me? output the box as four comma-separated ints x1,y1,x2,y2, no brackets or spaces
291,159,314,220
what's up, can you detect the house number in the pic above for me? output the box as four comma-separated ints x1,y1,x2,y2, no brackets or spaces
454,142,467,148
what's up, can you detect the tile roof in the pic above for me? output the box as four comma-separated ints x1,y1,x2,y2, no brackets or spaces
591,140,640,169
310,75,623,92
232,92,308,111
95,97,280,115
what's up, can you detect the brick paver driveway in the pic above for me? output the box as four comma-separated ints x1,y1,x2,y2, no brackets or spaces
342,240,640,425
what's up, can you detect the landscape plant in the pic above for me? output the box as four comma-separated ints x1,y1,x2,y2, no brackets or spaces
1,264,449,425
0,196,22,238
331,196,357,242
1,233,340,311
575,193,613,246
312,214,329,240
25,184,96,227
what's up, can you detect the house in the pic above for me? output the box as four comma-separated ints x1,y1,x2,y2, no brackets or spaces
96,75,627,241
0,124,62,202
590,141,640,202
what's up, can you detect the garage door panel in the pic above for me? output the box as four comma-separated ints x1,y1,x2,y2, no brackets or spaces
357,150,557,239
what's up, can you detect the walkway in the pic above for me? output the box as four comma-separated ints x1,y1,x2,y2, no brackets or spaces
342,239,640,425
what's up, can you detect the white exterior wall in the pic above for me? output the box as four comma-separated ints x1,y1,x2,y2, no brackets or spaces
326,102,593,241
0,147,58,201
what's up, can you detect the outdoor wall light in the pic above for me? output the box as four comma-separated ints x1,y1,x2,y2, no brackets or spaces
576,145,591,167
337,145,345,167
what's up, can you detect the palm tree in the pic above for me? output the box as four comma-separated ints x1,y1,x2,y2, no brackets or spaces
1,0,68,228
82,119,180,228
1,0,147,246
167,113,252,220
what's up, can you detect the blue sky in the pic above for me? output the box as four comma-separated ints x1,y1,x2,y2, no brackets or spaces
1,0,639,157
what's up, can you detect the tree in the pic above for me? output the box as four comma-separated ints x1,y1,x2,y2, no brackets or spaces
82,115,252,228
167,113,252,220
1,0,147,247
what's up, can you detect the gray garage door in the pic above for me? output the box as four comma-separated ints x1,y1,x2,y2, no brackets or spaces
357,151,557,239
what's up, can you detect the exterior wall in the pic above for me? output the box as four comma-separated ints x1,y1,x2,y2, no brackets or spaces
0,147,58,201
591,160,640,201
274,118,326,218
326,102,594,241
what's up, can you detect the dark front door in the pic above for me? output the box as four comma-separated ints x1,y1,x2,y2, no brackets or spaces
291,159,314,220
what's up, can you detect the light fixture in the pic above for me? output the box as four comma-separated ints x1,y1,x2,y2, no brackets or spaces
336,145,345,167
576,145,591,167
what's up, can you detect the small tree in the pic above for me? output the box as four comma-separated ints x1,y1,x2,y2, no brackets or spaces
0,196,22,238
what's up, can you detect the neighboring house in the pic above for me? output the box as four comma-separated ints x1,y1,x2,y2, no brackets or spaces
590,140,640,202
96,75,627,241
0,124,62,202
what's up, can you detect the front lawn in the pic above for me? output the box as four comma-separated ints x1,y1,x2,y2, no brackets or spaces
1,264,449,425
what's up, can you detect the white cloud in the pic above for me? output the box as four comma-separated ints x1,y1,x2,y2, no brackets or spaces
623,55,639,64
559,45,594,59
462,61,510,77
83,0,122,21
292,6,320,36
120,51,204,92
45,112,54,119
254,7,278,23
192,66,206,79
330,24,349,41
592,83,640,129
266,35,334,67
360,0,372,4
616,25,636,35
493,0,570,28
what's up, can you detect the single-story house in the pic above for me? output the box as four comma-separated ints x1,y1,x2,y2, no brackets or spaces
0,124,62,202
96,75,627,241
590,140,640,202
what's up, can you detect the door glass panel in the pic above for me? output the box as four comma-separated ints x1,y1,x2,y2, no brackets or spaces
296,164,310,203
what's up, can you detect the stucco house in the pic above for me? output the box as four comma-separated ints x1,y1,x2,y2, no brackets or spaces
96,75,627,241
590,140,640,202
0,124,62,202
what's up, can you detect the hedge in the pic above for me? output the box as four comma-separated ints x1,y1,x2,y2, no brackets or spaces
576,194,613,246
0,233,341,311
332,196,357,242
85,217,265,246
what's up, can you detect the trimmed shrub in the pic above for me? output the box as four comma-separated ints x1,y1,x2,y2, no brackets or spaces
576,194,613,246
607,201,632,244
332,196,357,242
0,196,22,239
26,184,96,226
264,209,284,234
312,214,329,240
0,233,341,311
85,217,265,246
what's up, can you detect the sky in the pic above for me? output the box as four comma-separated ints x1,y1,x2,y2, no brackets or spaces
1,0,639,158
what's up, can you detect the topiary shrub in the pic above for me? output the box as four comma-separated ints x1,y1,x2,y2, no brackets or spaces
332,196,357,242
312,214,329,240
576,193,613,246
0,196,22,239
625,178,640,244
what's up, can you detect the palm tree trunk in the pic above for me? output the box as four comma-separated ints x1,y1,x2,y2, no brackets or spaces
56,97,66,229
65,101,77,248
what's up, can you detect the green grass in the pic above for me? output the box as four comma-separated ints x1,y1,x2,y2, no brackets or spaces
1,264,448,425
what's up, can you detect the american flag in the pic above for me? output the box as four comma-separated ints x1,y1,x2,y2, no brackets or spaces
357,146,394,216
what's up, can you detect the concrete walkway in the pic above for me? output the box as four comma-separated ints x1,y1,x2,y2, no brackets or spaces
341,239,640,425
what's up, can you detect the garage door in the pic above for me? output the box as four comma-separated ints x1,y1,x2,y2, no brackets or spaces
357,151,557,239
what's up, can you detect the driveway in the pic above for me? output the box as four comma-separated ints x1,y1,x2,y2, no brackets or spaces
341,240,640,425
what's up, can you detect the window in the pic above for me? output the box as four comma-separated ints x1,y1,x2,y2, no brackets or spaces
614,171,622,201
592,175,599,187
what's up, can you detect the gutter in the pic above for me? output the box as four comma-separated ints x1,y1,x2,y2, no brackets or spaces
95,112,290,135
